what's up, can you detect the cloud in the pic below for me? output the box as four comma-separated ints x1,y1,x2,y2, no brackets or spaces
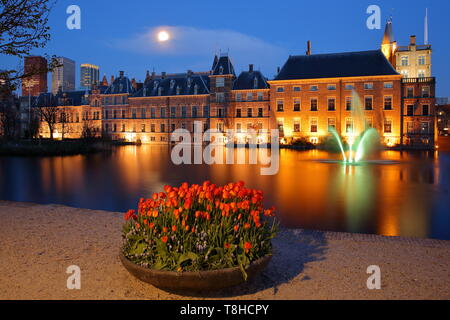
112,26,288,75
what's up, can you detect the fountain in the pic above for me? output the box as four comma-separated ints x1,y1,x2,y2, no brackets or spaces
328,90,380,164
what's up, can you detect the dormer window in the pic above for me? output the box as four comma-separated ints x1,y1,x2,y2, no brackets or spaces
219,66,224,74
187,77,192,87
253,77,258,89
194,84,198,95
153,81,159,90
170,79,175,89
176,86,181,95
158,87,163,96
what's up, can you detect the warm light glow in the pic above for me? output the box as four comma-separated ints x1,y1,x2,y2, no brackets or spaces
157,30,170,42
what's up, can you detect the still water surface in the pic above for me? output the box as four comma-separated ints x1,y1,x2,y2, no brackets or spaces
0,146,449,240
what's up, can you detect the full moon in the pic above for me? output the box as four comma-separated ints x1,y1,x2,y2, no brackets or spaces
157,31,170,42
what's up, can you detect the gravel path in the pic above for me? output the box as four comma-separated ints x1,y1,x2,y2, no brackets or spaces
0,201,448,300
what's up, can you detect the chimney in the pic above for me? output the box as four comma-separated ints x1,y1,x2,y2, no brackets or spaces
187,69,193,77
131,78,137,89
306,41,312,56
161,72,166,79
277,67,280,74
110,75,115,83
119,71,124,77
151,71,156,79
410,35,416,46
249,64,254,72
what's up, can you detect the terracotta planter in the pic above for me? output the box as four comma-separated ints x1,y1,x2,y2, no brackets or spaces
119,252,272,292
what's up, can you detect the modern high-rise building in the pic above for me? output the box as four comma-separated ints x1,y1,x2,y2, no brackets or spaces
22,56,48,96
80,64,100,89
52,57,75,94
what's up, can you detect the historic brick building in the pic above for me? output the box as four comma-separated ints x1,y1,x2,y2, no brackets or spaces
268,50,403,146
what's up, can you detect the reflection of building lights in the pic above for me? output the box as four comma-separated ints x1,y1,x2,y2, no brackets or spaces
280,138,287,145
310,137,319,145
436,145,439,149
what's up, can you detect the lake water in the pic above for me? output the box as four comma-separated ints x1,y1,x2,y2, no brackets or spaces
0,145,449,240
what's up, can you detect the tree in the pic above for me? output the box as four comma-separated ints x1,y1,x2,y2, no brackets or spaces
38,105,58,139
0,0,57,93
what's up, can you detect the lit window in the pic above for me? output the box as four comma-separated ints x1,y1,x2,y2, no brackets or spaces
384,119,392,133
345,84,354,90
328,98,335,111
277,100,284,112
384,96,393,110
327,84,336,91
310,85,318,91
364,97,373,110
293,86,301,92
364,83,373,90
310,118,318,133
216,77,224,87
276,87,284,93
401,56,409,66
310,98,318,111
384,82,393,89
293,119,301,132
328,118,336,131
418,56,425,65
293,99,301,111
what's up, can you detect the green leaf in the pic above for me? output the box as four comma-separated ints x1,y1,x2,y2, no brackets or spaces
178,252,199,265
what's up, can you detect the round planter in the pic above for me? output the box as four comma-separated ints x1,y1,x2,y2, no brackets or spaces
119,252,272,292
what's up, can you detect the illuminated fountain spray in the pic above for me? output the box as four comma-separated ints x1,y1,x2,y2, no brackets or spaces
329,90,379,164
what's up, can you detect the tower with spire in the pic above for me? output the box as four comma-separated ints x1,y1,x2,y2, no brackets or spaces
381,17,397,66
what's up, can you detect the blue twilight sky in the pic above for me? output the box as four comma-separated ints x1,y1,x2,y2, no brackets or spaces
2,0,449,97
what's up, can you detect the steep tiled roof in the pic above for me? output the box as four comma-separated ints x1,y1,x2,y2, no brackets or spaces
34,90,91,107
212,55,236,76
233,70,268,90
103,72,135,95
134,73,210,97
274,50,399,80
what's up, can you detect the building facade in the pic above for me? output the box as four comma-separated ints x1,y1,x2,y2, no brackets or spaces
22,56,48,97
80,64,100,89
35,42,437,149
52,57,76,94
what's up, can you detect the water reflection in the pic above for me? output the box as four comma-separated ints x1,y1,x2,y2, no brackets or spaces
0,146,449,240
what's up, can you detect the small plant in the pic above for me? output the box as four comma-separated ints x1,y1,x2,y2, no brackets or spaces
122,181,278,279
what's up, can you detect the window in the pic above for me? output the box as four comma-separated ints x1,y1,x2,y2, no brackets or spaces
384,119,392,133
247,92,253,101
418,70,426,78
181,106,187,118
406,87,414,98
310,98,318,111
310,85,318,91
150,124,155,132
345,118,354,133
258,108,263,117
401,56,409,66
203,106,209,117
217,122,224,132
406,105,414,116
104,123,109,132
293,119,301,132
160,107,166,118
346,97,352,111
418,56,425,65
365,118,373,129
294,99,301,111
328,98,335,111
422,105,429,116
327,84,336,91
421,121,430,133
192,106,198,118
236,108,242,118
422,87,430,98
310,118,318,133
277,119,284,133
170,107,176,118
216,77,224,87
236,93,242,101
257,92,263,101
141,124,146,132
407,122,414,133
364,83,373,90
276,87,284,93
217,108,224,117
236,123,242,133
401,70,409,78
141,108,146,118
293,86,301,92
247,108,252,118
171,123,176,132
364,96,373,110
345,84,354,90
160,123,165,132
384,82,393,89
132,124,136,132
113,110,118,119
328,118,336,131
132,109,136,119
384,96,393,110
113,124,117,132
121,124,125,132
277,100,284,112
216,93,225,103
